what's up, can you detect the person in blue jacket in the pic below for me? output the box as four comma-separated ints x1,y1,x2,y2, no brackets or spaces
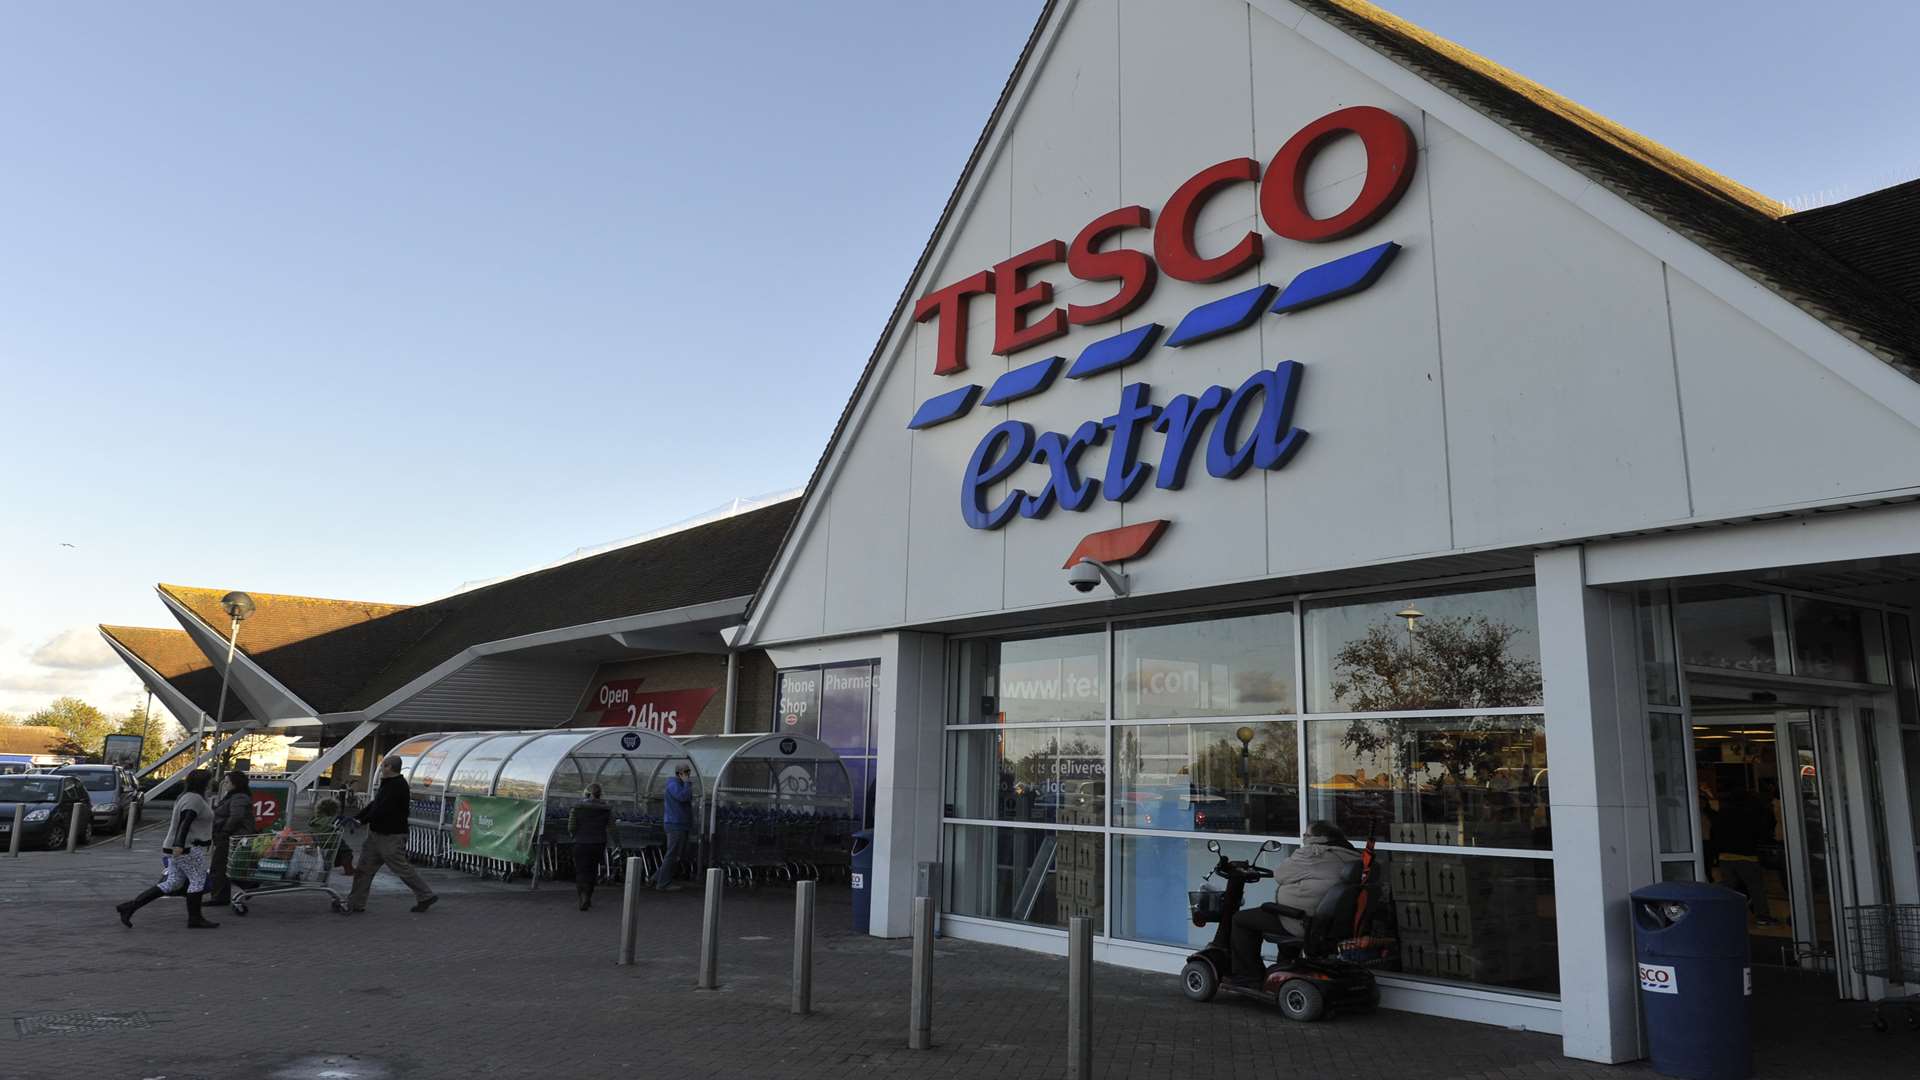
655,763,694,891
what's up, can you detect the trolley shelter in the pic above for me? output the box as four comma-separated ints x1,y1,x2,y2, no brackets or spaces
387,728,694,883
676,733,856,886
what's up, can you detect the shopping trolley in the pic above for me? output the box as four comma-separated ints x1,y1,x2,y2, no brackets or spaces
225,827,351,915
1843,903,1920,1032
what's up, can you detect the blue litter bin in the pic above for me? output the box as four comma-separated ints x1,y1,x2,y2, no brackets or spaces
1630,882,1752,1080
850,829,874,934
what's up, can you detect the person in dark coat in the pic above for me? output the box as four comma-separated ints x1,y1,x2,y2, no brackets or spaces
346,757,438,914
568,783,614,911
207,770,256,906
1708,785,1777,924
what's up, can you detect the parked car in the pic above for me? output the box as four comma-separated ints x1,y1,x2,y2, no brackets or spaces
0,774,93,849
52,764,141,833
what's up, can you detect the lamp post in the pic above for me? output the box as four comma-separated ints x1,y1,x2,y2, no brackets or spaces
208,591,255,776
1395,605,1423,655
1235,725,1255,830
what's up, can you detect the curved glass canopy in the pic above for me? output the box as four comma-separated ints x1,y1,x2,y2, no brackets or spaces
676,734,855,874
391,728,693,819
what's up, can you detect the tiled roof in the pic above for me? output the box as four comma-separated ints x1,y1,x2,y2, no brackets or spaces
1785,178,1920,311
98,625,237,720
339,499,798,710
157,585,440,716
0,726,66,755
149,500,800,716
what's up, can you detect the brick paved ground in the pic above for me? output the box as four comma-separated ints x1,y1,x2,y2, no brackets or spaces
0,831,1902,1079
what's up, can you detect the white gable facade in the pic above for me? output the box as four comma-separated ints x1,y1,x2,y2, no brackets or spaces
744,0,1920,1063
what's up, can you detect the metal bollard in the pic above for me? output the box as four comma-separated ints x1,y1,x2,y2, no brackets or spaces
697,866,722,989
8,804,22,857
792,879,816,1015
66,807,84,852
1068,915,1093,1080
618,856,643,966
909,896,933,1050
125,805,139,849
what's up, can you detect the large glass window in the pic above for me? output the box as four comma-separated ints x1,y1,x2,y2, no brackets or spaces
1788,597,1888,685
1377,852,1559,994
947,727,1106,826
944,823,1103,929
1638,589,1680,706
1112,721,1298,836
941,580,1561,1001
1649,712,1692,855
1116,609,1294,719
1675,587,1787,675
1304,585,1541,713
1306,715,1550,850
953,630,1107,725
1114,835,1286,948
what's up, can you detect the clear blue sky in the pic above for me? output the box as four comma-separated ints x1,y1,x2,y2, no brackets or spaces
4,1,1916,717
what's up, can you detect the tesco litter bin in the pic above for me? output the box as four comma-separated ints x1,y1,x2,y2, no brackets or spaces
1630,882,1752,1080
850,829,874,934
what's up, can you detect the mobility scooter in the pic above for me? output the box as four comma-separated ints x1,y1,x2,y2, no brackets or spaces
1180,838,1389,1021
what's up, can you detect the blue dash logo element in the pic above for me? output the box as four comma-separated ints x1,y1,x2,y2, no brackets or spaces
1271,242,1401,315
1064,324,1162,380
907,384,982,430
981,355,1063,407
1165,284,1278,348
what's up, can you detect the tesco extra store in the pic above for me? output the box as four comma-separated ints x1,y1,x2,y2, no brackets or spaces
742,0,1920,1062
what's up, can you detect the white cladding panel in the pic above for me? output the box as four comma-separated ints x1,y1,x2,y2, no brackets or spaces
1667,270,1920,517
822,335,915,632
907,322,1006,622
748,0,1920,644
1426,121,1690,546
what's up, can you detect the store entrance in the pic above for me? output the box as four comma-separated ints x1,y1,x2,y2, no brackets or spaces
1691,710,1834,969
1688,678,1902,999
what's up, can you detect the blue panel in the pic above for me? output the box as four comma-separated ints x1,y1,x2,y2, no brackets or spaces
1270,241,1401,315
1164,284,1277,348
981,355,1063,407
1064,323,1162,379
906,384,981,430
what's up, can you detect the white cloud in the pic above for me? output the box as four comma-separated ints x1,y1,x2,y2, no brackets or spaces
29,627,118,670
0,668,93,693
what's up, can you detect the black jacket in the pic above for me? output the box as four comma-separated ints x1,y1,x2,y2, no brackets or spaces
1709,791,1774,857
358,775,411,835
568,799,613,847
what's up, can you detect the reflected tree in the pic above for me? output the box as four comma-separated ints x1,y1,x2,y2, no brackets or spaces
1332,615,1546,836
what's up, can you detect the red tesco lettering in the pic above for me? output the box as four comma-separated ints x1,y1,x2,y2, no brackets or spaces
917,105,1417,375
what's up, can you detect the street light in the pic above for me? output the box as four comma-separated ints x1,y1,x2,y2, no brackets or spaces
1235,725,1255,829
1395,604,1423,654
208,591,255,775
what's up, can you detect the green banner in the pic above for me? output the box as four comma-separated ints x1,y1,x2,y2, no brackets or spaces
452,795,543,863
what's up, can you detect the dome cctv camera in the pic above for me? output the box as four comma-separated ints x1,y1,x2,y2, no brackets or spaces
1066,557,1128,596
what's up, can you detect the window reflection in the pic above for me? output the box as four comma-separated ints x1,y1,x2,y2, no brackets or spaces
947,728,1105,826
1675,587,1786,675
1375,851,1559,993
1114,835,1288,948
1305,585,1542,713
945,823,1103,930
1307,716,1550,850
953,631,1107,725
1788,598,1887,684
1112,721,1298,835
1116,609,1294,719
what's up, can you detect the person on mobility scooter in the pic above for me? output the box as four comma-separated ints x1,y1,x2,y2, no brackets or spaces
1181,822,1388,1022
